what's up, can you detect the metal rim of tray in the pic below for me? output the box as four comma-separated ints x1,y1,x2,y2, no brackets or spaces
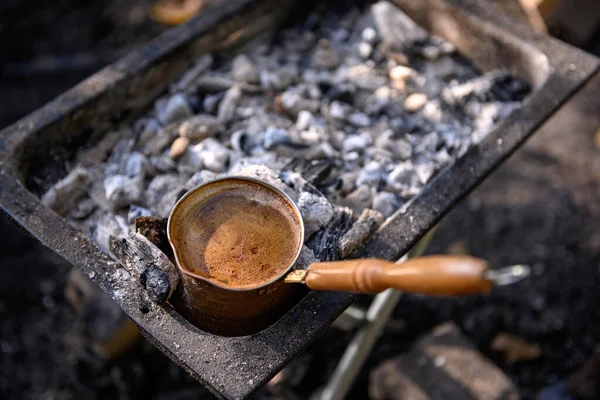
0,0,598,398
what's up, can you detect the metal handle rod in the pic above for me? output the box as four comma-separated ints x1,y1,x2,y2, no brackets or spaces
318,227,438,400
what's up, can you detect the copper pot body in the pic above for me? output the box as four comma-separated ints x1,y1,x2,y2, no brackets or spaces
167,177,305,336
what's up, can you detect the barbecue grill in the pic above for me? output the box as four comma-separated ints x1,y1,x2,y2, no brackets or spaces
0,0,598,399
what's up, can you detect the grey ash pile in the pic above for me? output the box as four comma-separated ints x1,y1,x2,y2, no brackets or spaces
42,1,530,255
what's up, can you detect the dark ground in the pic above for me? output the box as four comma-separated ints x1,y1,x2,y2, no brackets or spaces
1,1,599,399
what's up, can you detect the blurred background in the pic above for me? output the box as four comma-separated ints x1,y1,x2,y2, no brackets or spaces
0,0,599,399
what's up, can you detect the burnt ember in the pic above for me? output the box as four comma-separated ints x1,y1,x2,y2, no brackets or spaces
139,266,171,303
134,216,171,258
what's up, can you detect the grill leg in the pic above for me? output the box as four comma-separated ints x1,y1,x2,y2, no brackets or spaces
318,227,438,400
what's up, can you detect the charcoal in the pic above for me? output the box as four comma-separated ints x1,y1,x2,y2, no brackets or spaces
202,93,224,115
298,191,335,238
69,198,98,220
103,175,144,210
362,27,379,44
217,85,242,123
77,131,121,166
176,142,203,173
356,161,385,187
197,138,230,172
143,133,173,157
372,1,428,49
178,114,224,141
127,205,153,225
389,65,415,82
107,135,136,170
340,185,374,215
41,167,92,216
306,207,353,261
279,91,320,117
339,208,384,258
134,216,171,257
376,130,412,160
357,42,373,59
125,152,151,178
294,246,318,269
295,110,316,131
328,101,351,122
231,54,260,84
151,153,178,173
61,0,529,270
414,161,436,185
312,39,340,70
109,232,179,302
347,112,371,127
95,214,129,253
346,65,387,90
339,171,360,195
260,66,298,91
230,130,253,153
262,127,292,150
230,163,298,201
387,162,418,194
145,175,186,214
170,55,213,94
372,191,400,218
157,94,192,125
186,170,219,189
285,158,335,187
343,133,373,153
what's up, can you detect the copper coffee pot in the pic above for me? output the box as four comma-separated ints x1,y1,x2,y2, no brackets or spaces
168,177,529,336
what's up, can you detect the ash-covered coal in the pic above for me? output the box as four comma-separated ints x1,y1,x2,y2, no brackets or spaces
48,1,529,253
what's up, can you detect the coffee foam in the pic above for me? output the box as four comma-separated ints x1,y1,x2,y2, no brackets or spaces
177,186,301,288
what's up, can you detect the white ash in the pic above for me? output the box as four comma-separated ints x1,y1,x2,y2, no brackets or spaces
186,170,219,189
372,191,400,218
296,110,316,131
41,167,91,216
262,127,292,150
343,133,372,153
279,90,320,117
202,93,223,114
298,191,335,238
145,174,188,218
156,93,192,125
69,198,97,220
371,1,428,48
142,132,173,157
229,163,296,201
104,175,145,211
231,54,260,84
293,246,318,271
178,114,224,140
217,85,242,123
150,153,177,173
95,214,129,254
135,118,162,147
176,142,203,173
127,205,153,225
356,161,386,187
340,185,375,215
125,152,152,178
59,0,529,250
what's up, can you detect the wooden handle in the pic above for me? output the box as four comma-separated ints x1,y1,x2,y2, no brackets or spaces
303,255,493,296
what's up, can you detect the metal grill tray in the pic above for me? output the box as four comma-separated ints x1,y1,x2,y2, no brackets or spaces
0,0,597,398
